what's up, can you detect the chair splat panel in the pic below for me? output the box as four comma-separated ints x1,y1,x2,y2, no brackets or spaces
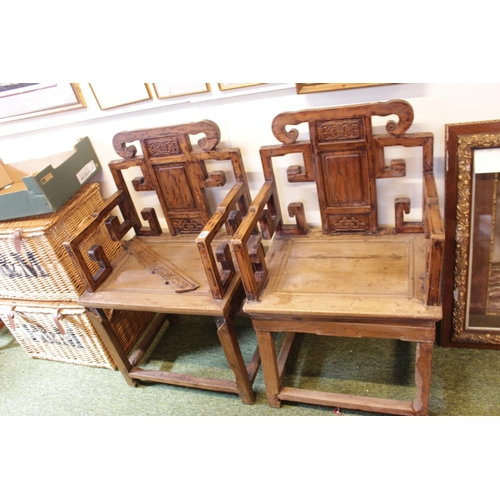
109,120,250,237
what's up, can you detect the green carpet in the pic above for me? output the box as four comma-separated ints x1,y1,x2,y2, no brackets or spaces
1,314,500,416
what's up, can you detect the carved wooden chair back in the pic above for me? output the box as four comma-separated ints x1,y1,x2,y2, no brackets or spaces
106,120,250,239
259,99,434,235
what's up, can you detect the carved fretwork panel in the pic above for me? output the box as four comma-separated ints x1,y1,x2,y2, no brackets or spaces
316,118,365,144
328,215,371,232
145,136,182,157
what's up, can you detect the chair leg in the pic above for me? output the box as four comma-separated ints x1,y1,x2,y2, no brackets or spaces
215,317,255,404
256,330,282,408
86,307,138,387
413,341,434,415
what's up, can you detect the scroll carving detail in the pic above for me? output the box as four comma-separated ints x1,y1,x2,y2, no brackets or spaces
112,120,221,159
272,100,414,145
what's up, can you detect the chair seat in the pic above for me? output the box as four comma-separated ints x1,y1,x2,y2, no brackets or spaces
78,233,240,317
243,228,442,322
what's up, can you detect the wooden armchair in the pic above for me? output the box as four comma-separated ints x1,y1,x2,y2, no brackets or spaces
232,100,444,415
64,120,260,404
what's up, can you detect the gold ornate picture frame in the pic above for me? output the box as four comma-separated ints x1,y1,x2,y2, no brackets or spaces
442,120,500,348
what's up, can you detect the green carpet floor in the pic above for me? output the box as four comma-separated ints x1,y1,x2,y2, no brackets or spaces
1,314,500,416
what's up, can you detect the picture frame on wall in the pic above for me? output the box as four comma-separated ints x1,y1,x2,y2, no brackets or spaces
152,83,210,99
90,83,153,110
441,120,500,349
0,83,86,123
218,83,262,91
295,83,392,94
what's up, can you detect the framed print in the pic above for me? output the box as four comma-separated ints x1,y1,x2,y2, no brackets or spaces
0,83,86,123
218,83,262,91
441,120,500,349
90,83,152,110
295,83,392,94
152,83,210,99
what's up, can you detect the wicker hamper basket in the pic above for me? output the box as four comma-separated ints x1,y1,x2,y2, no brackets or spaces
0,183,122,302
0,301,154,369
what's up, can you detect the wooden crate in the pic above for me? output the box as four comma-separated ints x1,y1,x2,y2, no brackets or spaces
0,183,122,302
0,301,154,369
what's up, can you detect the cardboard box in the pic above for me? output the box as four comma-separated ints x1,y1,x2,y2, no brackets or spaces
0,137,102,221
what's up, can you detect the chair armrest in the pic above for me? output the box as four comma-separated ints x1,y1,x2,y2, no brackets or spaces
196,182,249,300
232,181,279,301
423,171,445,306
382,134,444,306
63,191,127,292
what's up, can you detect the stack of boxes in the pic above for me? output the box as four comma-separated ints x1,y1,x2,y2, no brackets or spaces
0,139,153,369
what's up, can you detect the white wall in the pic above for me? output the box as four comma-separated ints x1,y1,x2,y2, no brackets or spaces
1,83,500,227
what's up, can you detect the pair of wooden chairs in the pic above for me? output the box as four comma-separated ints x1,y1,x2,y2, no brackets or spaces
65,100,444,415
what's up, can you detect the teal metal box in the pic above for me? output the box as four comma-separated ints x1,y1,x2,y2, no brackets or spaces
0,137,102,221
